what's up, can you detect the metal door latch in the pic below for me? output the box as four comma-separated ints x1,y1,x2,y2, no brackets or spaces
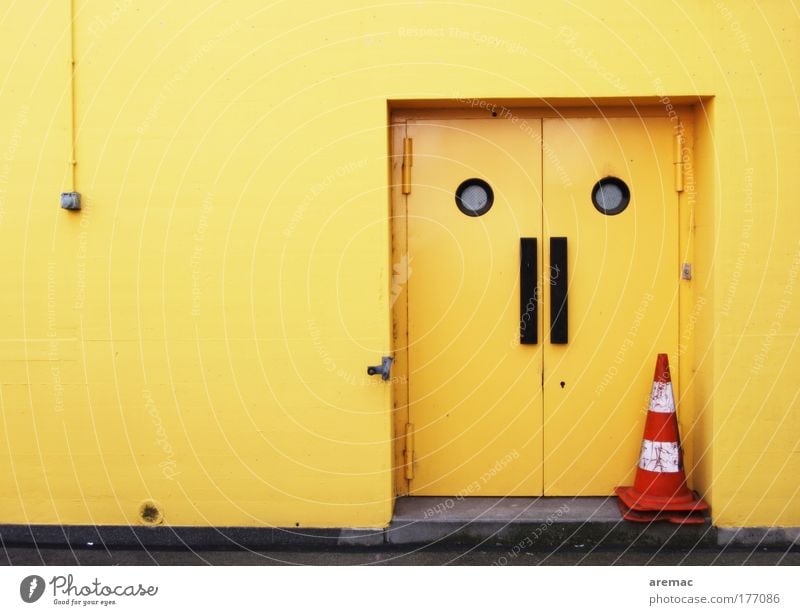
367,356,393,381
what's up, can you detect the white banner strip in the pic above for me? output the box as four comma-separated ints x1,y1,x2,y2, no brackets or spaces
2,566,797,613
649,379,676,413
639,439,681,472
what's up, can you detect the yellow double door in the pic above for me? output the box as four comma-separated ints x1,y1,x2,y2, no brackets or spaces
405,117,679,496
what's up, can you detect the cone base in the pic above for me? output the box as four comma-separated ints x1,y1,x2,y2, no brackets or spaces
615,486,709,513
616,499,708,525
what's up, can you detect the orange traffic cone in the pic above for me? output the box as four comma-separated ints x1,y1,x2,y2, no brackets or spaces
615,354,709,518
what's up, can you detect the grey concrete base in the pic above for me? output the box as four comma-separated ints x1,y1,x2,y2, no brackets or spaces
386,496,715,548
717,526,800,547
3,498,795,550
336,528,385,547
0,524,372,549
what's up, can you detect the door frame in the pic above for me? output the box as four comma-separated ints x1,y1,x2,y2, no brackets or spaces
389,102,697,496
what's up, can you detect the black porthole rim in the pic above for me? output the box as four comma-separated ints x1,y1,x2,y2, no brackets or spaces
591,176,631,216
455,178,494,217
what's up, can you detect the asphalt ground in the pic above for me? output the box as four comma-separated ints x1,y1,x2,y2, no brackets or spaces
2,545,798,565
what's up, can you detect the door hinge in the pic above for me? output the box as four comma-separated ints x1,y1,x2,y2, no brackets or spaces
404,422,414,480
402,137,413,195
673,132,684,193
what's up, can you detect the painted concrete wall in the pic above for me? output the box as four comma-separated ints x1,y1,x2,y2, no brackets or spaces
0,0,797,528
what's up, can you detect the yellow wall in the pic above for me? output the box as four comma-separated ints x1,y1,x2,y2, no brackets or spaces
0,0,797,528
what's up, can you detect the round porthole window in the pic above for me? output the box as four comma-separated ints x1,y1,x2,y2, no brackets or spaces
591,177,630,216
455,178,494,217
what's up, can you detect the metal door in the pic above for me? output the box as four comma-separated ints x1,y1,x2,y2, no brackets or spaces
542,117,679,495
403,115,678,496
405,119,544,496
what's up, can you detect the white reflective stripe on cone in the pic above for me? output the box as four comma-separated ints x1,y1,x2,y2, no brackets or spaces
649,380,676,413
638,439,680,473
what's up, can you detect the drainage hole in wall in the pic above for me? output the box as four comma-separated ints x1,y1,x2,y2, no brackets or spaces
138,501,163,525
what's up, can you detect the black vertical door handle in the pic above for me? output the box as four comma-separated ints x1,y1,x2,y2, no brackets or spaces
520,238,537,345
550,237,568,344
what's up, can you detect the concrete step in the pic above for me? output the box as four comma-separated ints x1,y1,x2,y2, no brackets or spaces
385,496,716,548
